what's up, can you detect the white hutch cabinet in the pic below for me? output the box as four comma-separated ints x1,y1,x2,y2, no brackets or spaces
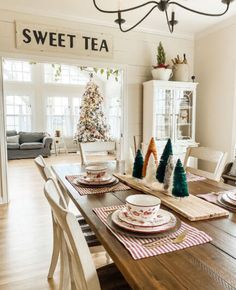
142,80,198,162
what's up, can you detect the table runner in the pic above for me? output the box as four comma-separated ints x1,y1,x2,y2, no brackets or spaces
186,172,206,182
66,175,131,195
93,205,212,260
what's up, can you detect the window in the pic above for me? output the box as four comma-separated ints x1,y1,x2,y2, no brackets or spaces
44,64,89,85
72,97,81,134
108,97,121,139
5,95,32,131
46,97,70,136
3,60,32,82
46,96,82,136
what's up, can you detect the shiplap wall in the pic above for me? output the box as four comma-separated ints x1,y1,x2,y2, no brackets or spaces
0,10,194,156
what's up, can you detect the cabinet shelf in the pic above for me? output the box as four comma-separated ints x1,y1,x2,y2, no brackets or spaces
143,80,197,164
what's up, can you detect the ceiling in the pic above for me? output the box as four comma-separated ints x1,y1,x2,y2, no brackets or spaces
1,0,236,36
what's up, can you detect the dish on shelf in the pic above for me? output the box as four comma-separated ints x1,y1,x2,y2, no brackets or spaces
118,208,171,227
111,209,177,234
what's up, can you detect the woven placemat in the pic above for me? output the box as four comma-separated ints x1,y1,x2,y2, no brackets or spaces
66,175,131,196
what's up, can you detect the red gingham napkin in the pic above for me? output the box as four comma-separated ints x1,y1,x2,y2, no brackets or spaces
93,205,212,260
66,175,131,196
186,172,206,182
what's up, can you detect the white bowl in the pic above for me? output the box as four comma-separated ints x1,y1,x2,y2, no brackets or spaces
85,165,107,179
125,194,161,222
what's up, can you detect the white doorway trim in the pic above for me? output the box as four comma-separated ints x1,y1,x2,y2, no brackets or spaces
1,52,128,161
0,58,8,204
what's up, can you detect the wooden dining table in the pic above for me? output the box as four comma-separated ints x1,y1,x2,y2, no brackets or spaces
52,162,236,290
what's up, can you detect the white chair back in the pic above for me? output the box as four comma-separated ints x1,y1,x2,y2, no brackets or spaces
79,141,117,165
184,146,227,181
34,155,47,180
44,179,101,290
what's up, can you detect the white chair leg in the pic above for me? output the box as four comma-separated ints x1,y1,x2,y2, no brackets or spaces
59,235,71,290
105,252,112,264
47,217,60,279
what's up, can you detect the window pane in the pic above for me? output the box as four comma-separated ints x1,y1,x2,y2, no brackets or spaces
3,59,32,82
46,96,70,136
44,63,89,85
5,95,32,131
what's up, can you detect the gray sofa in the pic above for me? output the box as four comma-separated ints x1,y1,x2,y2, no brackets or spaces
7,130,53,160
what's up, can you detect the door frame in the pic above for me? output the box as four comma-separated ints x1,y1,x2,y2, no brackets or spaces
0,58,8,204
0,53,128,203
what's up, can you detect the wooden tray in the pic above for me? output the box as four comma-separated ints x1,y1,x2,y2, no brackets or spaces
114,174,229,221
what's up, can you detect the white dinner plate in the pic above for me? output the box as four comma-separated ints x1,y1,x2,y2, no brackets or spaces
111,209,177,234
222,193,236,206
227,191,236,202
118,208,171,227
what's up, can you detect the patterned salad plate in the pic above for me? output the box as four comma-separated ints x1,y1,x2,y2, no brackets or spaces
111,209,177,234
118,208,171,227
74,174,118,187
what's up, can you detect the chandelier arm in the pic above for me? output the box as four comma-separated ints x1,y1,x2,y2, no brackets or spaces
165,9,174,33
92,0,159,14
118,4,159,32
168,2,230,17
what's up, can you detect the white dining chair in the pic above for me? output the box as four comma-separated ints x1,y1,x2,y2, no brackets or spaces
44,179,131,290
79,141,118,165
34,155,103,280
183,146,228,181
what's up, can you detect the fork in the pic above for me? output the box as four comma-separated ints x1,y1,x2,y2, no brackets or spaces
143,230,188,248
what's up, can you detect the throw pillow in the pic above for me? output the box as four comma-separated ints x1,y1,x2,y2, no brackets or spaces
229,159,236,176
19,132,44,144
7,135,19,144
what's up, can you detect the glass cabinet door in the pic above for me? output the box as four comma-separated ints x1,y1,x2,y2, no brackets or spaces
155,89,173,141
174,90,193,141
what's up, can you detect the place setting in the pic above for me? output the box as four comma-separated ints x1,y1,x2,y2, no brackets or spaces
93,194,212,260
65,165,130,195
217,189,236,211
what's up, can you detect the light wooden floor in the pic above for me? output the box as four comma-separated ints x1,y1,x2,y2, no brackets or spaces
0,153,111,290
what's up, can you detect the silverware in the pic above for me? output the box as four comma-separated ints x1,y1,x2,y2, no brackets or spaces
143,230,188,248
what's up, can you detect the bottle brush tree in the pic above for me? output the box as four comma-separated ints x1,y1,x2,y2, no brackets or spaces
163,155,174,190
132,149,144,179
156,138,173,183
172,159,189,198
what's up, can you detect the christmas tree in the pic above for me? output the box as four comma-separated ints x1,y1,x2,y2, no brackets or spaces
163,155,174,190
156,139,173,183
74,81,111,142
172,159,189,198
132,149,144,179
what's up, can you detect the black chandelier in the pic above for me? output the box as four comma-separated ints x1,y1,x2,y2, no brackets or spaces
92,0,234,33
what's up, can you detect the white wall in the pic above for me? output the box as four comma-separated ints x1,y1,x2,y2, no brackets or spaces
195,21,236,160
0,10,194,156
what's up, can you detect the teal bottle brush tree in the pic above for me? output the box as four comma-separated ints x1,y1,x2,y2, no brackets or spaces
171,158,189,198
132,149,144,179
